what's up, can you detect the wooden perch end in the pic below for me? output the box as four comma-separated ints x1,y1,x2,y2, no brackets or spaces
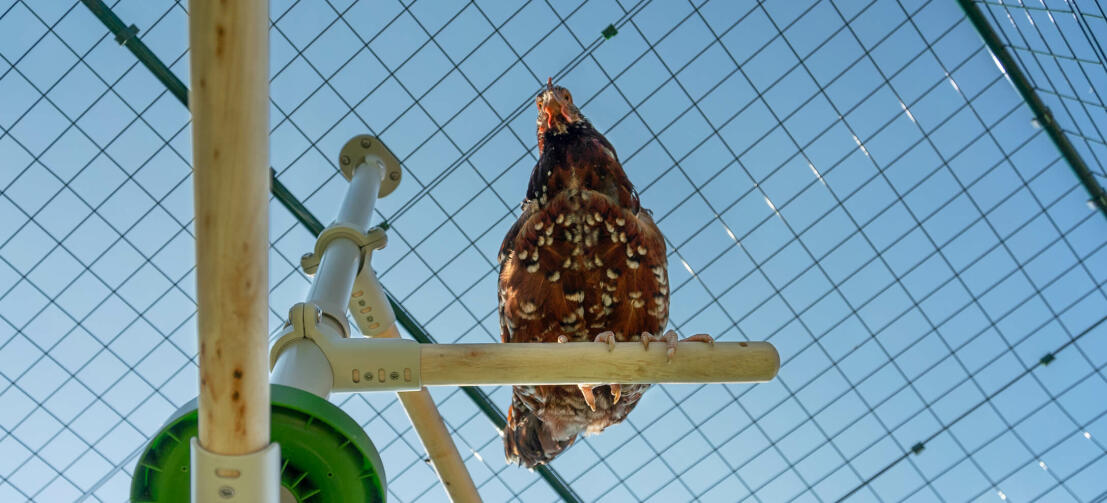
419,341,779,386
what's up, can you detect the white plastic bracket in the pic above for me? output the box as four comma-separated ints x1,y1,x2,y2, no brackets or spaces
348,255,396,337
300,224,395,338
270,302,421,392
301,225,387,276
338,134,402,195
191,439,280,502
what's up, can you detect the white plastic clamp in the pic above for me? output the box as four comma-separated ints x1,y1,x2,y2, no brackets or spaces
270,302,421,392
301,224,388,275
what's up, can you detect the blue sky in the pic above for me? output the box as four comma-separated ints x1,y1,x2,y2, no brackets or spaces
1,0,1106,501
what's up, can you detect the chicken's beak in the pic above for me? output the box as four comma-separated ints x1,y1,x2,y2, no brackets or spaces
540,80,575,129
537,77,579,135
542,94,566,129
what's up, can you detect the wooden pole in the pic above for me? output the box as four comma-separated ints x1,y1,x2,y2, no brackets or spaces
396,394,480,502
378,326,481,503
419,342,779,386
189,0,270,455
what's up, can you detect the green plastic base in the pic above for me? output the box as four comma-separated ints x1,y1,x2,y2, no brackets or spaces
131,384,385,502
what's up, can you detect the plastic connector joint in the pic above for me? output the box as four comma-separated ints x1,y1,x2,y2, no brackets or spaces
301,225,387,276
349,260,396,338
191,439,280,502
298,223,396,338
270,302,421,393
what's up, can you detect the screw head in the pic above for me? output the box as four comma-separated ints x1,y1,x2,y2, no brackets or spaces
313,305,323,323
389,171,401,181
340,155,351,165
218,486,235,499
360,138,372,148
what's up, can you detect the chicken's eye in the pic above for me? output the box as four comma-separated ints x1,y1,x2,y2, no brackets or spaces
561,90,572,101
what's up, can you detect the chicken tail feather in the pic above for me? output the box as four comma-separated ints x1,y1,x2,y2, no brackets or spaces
503,404,576,468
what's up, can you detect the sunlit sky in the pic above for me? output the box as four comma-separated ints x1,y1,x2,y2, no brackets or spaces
1,0,1106,501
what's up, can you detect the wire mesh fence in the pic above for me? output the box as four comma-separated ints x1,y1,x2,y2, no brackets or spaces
972,0,1107,196
0,0,1105,501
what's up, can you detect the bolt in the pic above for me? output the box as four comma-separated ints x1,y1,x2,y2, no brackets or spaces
313,305,323,323
389,171,401,181
219,486,235,499
340,155,351,165
360,138,372,148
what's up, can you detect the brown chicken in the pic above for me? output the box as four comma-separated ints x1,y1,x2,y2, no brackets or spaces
498,78,712,468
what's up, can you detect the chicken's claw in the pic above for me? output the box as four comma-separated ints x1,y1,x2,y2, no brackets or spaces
683,333,715,346
578,384,597,412
578,332,621,408
578,383,620,408
594,331,616,352
643,330,714,363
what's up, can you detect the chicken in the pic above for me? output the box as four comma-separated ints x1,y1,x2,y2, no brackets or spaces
498,78,712,468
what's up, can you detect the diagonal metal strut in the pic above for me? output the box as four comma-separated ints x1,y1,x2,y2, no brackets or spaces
958,0,1107,220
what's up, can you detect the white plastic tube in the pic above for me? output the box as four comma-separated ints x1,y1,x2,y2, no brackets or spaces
269,337,333,398
305,158,384,334
270,158,384,399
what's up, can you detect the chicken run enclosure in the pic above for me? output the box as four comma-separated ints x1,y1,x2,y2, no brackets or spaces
2,0,1107,501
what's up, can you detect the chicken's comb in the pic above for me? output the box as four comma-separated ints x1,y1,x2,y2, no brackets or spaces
546,77,554,92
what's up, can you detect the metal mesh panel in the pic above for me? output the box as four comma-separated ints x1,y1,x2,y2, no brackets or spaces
975,0,1107,188
1,0,1105,501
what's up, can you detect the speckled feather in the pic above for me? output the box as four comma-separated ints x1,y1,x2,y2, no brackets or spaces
499,83,670,468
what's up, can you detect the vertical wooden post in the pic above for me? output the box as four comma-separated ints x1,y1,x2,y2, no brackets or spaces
189,0,270,455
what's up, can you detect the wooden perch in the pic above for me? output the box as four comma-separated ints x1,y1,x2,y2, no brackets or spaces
419,341,779,386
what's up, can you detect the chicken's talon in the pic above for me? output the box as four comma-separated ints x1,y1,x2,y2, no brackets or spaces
683,333,715,346
643,330,679,363
557,335,568,343
611,384,621,405
578,385,597,412
645,331,714,363
594,331,616,352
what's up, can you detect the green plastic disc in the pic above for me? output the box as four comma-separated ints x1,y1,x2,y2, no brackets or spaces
131,384,385,502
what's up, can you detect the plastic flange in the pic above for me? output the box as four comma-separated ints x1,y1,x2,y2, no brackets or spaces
130,384,385,502
338,135,401,198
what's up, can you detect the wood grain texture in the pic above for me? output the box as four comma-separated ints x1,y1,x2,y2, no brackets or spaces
189,0,270,455
421,341,780,386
